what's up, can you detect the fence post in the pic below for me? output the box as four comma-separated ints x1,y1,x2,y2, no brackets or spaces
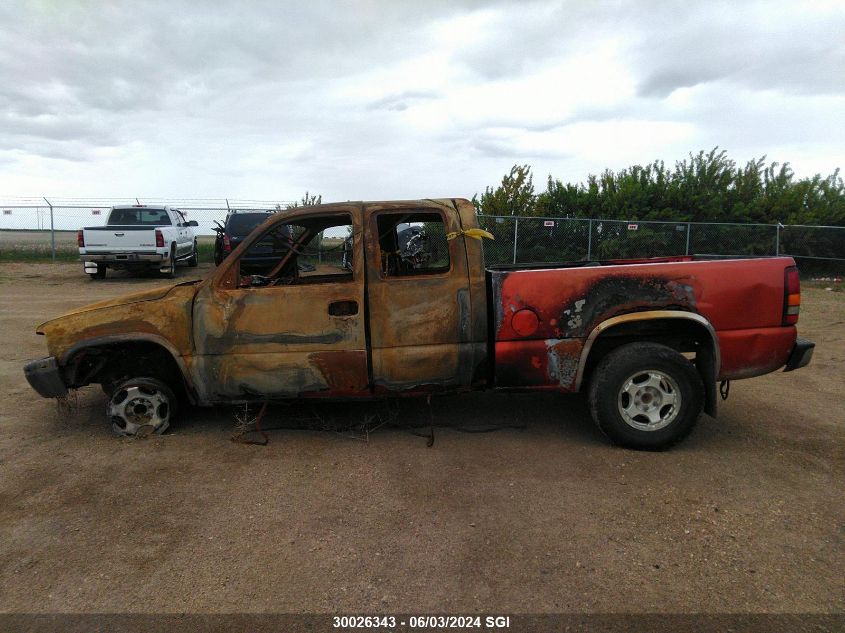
44,197,55,262
586,219,593,260
776,222,781,255
512,216,519,264
685,222,691,255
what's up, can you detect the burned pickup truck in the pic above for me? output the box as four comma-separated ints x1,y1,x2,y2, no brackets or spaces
24,199,814,449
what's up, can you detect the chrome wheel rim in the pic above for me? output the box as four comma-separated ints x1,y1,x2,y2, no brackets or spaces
109,385,170,436
617,370,681,431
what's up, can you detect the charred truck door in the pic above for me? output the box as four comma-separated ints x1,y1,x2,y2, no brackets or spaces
191,208,369,402
363,202,477,392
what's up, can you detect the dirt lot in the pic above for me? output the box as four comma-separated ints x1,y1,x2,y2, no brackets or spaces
0,262,842,614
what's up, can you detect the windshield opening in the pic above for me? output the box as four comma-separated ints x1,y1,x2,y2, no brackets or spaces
237,214,354,287
107,208,172,226
226,213,274,236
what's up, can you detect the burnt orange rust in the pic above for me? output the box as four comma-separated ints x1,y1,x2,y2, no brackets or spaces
358,200,485,393
29,198,806,410
190,205,369,402
39,285,196,364
308,351,369,395
546,338,583,389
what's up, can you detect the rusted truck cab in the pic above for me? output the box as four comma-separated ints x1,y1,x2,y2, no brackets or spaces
191,199,489,402
24,198,814,449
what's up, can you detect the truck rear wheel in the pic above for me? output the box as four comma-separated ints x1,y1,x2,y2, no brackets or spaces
88,264,106,280
108,377,175,437
161,244,176,278
588,342,703,450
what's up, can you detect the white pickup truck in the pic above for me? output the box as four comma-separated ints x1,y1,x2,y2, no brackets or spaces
77,205,199,279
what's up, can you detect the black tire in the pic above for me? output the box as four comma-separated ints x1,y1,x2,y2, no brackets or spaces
162,244,177,278
213,239,223,266
88,264,106,280
188,240,198,267
107,377,177,437
587,342,703,450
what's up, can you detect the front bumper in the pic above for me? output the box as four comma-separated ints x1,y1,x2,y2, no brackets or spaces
783,338,815,372
23,356,69,398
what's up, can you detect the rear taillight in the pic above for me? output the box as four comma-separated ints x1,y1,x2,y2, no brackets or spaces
77,230,84,247
155,229,165,248
223,234,231,252
783,266,800,325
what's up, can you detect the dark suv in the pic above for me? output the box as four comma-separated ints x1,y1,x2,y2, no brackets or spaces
213,210,275,265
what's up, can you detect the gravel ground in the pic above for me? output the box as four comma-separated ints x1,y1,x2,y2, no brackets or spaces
0,262,842,615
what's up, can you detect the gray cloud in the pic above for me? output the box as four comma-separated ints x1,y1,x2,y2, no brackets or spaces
0,112,118,144
0,0,507,161
448,1,636,81
471,134,572,161
444,1,845,98
629,3,845,97
368,91,440,111
0,0,841,194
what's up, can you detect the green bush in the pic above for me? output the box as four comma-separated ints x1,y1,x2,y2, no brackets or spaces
478,149,844,227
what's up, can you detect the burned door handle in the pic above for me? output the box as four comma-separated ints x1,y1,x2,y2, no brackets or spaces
328,300,358,316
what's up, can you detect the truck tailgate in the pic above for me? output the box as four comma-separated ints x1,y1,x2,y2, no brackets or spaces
82,226,158,252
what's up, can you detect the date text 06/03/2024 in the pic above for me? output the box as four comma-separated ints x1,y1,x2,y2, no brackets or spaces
332,615,511,628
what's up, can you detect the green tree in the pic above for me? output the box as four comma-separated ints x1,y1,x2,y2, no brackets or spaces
286,191,323,209
530,148,843,226
475,164,536,216
476,149,843,271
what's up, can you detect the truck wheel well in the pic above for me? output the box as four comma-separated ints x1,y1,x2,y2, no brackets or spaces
581,317,718,415
64,341,190,402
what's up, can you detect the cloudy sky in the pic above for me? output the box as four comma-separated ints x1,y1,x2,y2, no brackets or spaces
1,0,843,202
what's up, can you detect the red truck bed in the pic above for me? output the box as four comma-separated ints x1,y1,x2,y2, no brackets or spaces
488,256,799,391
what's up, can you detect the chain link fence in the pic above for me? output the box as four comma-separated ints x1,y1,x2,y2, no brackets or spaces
0,198,293,260
0,198,291,233
1,200,843,272
477,215,845,273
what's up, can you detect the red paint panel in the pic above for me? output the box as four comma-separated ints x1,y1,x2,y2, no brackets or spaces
511,308,539,336
495,340,552,388
718,326,796,380
495,338,583,391
495,257,795,342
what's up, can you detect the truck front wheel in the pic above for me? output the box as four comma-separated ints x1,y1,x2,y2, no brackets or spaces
108,377,176,437
188,240,198,267
588,342,703,450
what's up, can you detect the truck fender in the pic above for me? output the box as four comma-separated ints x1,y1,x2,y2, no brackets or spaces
60,334,196,403
575,310,721,416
